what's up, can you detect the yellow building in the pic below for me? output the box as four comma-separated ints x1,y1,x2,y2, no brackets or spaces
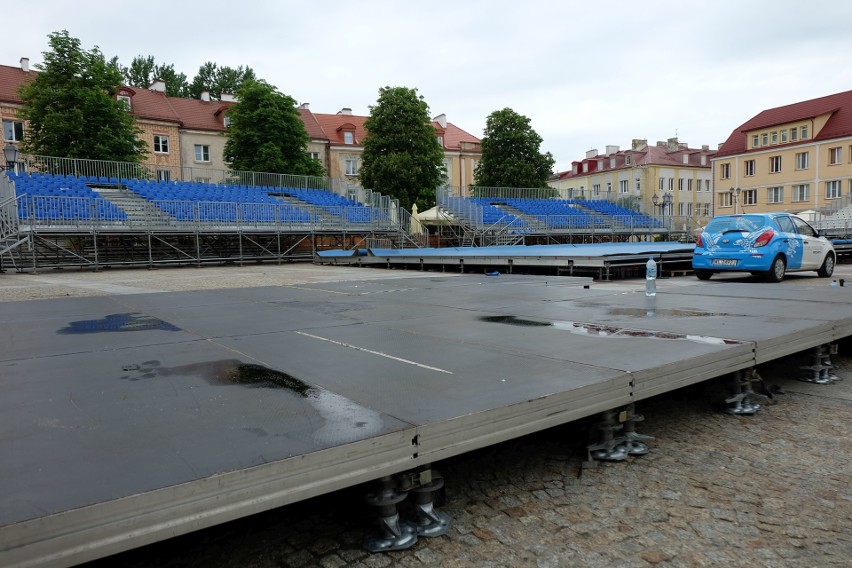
549,138,716,223
713,89,852,215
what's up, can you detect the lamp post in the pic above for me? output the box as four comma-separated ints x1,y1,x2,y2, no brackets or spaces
3,143,19,174
729,186,740,214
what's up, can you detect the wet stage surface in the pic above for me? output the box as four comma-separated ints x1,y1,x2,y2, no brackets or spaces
3,274,852,566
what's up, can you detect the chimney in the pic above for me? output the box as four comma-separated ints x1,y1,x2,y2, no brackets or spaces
220,92,236,102
701,145,709,151
149,79,166,92
200,91,211,102
337,107,352,115
585,149,598,159
631,138,648,151
433,113,447,128
667,137,679,152
20,57,29,72
299,102,310,110
605,145,619,155
701,155,707,166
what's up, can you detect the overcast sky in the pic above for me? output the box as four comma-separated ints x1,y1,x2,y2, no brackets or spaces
7,1,852,172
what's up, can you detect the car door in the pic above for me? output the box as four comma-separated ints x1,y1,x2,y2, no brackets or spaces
791,216,823,269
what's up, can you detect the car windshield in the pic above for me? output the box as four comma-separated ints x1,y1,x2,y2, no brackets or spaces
704,215,769,233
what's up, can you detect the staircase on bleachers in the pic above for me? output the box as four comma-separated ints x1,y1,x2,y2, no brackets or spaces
94,187,175,226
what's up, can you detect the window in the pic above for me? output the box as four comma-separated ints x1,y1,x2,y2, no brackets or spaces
771,131,778,144
744,159,755,176
781,130,788,143
593,183,601,196
769,155,781,173
658,178,665,191
829,146,842,165
619,179,628,193
801,125,808,139
826,180,841,199
668,178,674,191
791,128,798,142
309,152,320,161
635,178,641,191
795,151,809,170
345,158,359,176
156,169,171,182
703,203,711,216
704,179,711,192
678,178,684,191
742,189,757,206
194,144,210,162
792,184,809,202
117,95,131,110
195,177,211,184
720,192,733,208
768,186,784,203
343,131,354,145
687,178,693,191
3,120,23,142
223,116,231,128
606,181,612,194
719,163,731,179
761,133,768,146
437,135,443,147
752,134,759,148
153,135,169,154
625,155,632,165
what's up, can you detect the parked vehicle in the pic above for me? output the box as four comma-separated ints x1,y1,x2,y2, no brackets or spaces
692,213,835,282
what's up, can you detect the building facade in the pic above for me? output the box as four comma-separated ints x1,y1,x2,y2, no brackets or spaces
1,59,481,196
713,90,852,215
549,138,716,223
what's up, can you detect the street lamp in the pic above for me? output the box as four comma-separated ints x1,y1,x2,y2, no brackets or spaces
729,187,740,214
3,143,19,174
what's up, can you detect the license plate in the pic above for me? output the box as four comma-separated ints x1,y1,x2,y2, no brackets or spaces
712,259,738,266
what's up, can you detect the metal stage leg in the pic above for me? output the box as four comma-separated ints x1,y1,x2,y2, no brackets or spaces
363,465,450,552
363,476,418,552
587,408,629,462
800,344,841,384
723,369,770,415
619,404,655,456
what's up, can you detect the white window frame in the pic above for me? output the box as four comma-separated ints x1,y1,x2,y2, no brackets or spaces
795,152,809,170
719,163,731,180
742,189,758,206
619,179,628,194
792,184,809,202
345,158,359,176
761,133,768,146
194,144,210,163
720,192,733,208
309,152,320,161
3,119,24,142
744,159,755,176
771,131,778,145
153,135,169,154
801,125,808,139
767,186,784,203
117,95,131,110
826,180,841,199
781,129,788,143
752,135,759,148
829,147,842,165
769,155,781,173
791,128,798,142
156,169,171,182
343,131,354,145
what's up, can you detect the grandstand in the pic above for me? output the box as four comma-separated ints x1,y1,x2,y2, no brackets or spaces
0,154,423,271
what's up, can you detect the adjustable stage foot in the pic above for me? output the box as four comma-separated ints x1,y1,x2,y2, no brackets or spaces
363,465,450,552
800,343,841,384
723,369,770,415
587,405,654,462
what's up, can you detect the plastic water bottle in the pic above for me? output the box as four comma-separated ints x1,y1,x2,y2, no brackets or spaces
645,257,657,297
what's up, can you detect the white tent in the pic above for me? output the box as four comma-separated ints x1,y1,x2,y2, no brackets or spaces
415,206,457,226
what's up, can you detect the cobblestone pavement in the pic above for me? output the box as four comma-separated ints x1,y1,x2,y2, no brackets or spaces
3,264,850,568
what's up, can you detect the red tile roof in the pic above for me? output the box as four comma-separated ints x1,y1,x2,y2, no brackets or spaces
716,89,852,157
555,142,715,180
0,64,35,104
298,108,328,141
312,113,369,146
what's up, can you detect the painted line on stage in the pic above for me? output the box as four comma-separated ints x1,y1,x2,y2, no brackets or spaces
294,331,454,374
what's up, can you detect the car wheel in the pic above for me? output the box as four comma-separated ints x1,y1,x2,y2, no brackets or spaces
817,253,835,277
766,255,786,282
695,269,712,280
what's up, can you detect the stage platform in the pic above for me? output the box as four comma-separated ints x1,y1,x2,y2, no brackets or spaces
3,273,852,567
316,241,698,278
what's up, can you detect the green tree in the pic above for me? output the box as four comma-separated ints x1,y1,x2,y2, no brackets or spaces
122,55,190,98
189,62,255,100
18,30,145,162
360,87,446,211
474,108,555,189
223,79,324,176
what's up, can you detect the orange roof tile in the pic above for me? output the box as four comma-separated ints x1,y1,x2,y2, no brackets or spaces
0,64,35,104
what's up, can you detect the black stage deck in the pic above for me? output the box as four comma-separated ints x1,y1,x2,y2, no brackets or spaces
3,274,852,567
